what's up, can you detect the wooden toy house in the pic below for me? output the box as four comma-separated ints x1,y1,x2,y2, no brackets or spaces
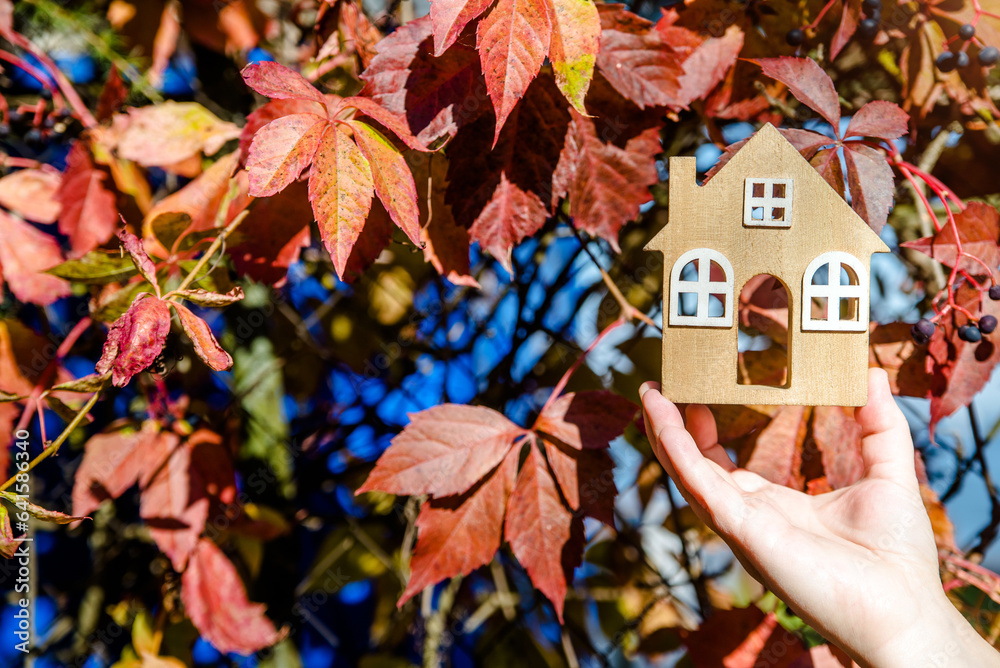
645,124,890,406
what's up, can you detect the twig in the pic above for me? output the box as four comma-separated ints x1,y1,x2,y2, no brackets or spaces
422,576,462,668
0,391,101,493
167,211,249,296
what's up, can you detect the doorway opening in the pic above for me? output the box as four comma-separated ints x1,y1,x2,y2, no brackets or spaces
736,274,791,388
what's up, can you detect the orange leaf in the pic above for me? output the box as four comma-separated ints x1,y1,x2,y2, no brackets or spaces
348,120,421,246
171,303,233,372
246,114,328,197
309,124,376,279
0,210,70,305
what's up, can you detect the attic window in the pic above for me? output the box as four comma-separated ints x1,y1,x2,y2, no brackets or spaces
802,252,868,332
669,249,734,328
744,178,793,228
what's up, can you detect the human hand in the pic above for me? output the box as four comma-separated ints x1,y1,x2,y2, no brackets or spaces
640,368,1000,668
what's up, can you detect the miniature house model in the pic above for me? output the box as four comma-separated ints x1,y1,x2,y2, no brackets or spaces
645,124,889,406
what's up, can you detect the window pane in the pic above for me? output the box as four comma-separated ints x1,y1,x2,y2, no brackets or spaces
811,296,829,320
680,260,699,281
708,293,726,317
840,297,859,321
772,182,786,198
811,263,830,285
679,292,698,316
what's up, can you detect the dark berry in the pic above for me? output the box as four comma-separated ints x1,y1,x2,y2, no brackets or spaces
859,18,880,39
959,23,976,40
786,28,805,46
911,325,929,345
24,128,43,146
990,285,1000,300
956,51,970,68
959,324,983,343
936,52,957,72
863,0,881,10
7,110,23,125
868,8,881,22
979,46,1000,66
915,319,936,338
979,315,998,334
42,116,55,129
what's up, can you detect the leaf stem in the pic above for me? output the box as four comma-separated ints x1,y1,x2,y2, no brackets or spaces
169,211,249,296
0,391,101,493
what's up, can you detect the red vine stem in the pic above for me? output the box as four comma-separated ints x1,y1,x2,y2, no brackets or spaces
0,28,95,127
537,316,627,417
804,0,841,30
14,317,94,434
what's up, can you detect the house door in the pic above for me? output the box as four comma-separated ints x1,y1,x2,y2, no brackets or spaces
736,274,791,388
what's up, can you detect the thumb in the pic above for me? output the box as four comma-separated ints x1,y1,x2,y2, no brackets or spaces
854,367,917,486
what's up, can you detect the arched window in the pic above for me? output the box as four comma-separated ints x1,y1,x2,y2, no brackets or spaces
669,249,734,327
802,252,868,331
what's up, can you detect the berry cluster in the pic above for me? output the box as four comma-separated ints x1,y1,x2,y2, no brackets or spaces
858,0,882,40
911,287,1000,345
0,98,72,149
935,23,999,72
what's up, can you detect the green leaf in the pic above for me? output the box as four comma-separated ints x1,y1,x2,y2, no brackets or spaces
50,373,110,393
0,390,23,403
173,286,245,307
149,211,194,253
91,283,153,323
0,491,88,525
46,251,139,284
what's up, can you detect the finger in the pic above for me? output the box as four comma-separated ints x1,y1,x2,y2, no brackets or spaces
685,404,737,472
854,368,917,486
640,385,746,535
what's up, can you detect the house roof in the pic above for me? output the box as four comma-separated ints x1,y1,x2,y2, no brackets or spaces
646,123,891,257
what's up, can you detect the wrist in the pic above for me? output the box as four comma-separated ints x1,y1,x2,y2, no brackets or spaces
862,589,998,668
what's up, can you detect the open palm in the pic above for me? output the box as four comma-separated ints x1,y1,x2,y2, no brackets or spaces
640,369,971,666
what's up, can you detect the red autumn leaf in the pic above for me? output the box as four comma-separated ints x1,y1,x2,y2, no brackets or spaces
360,16,485,144
673,25,744,108
751,57,842,130
239,98,325,164
116,228,160,290
468,173,548,272
140,441,208,571
188,430,236,505
830,0,861,60
339,96,429,152
552,110,659,250
430,0,494,56
477,0,552,143
595,4,683,110
171,303,233,372
744,405,807,490
844,100,909,142
504,440,582,621
348,120,422,246
900,201,1000,276
926,284,1000,432
96,65,128,122
340,197,395,283
869,322,934,398
811,147,846,196
812,406,864,489
682,607,807,668
240,61,327,107
843,143,895,234
446,72,569,231
229,179,312,286
534,390,637,450
181,538,286,655
357,403,524,497
547,0,601,113
245,113,328,197
0,168,60,224
540,436,616,525
400,446,520,605
309,123,376,279
412,153,478,287
72,424,177,518
96,295,172,387
0,210,70,305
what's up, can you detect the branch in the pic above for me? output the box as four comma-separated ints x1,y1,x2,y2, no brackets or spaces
422,576,462,668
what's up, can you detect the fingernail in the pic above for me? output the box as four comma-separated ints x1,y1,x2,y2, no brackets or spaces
639,382,650,399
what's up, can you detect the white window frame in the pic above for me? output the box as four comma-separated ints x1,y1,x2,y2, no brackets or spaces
744,178,793,228
669,249,734,328
802,251,868,332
